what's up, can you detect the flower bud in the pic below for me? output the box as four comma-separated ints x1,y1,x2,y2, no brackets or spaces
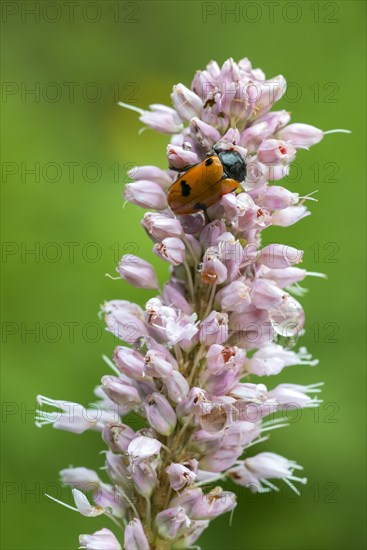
144,350,174,378
106,423,136,452
131,461,158,498
128,435,162,463
153,237,186,266
167,144,199,169
163,283,192,315
128,165,172,187
113,347,145,379
164,370,190,403
156,506,191,540
101,376,141,408
191,487,237,519
271,205,310,226
117,255,159,290
200,311,229,345
260,266,307,288
171,84,203,121
143,393,177,436
257,139,296,165
199,400,231,434
143,212,183,240
201,254,227,285
120,102,183,134
255,75,286,116
218,281,251,312
72,488,104,517
174,520,210,549
230,382,268,402
105,451,129,484
166,462,197,490
256,110,291,133
124,181,168,210
93,484,125,518
277,123,323,148
60,467,100,492
200,220,226,248
79,528,122,550
189,117,221,151
124,518,150,550
251,279,285,309
206,344,246,374
104,303,148,344
259,186,299,210
239,121,272,153
260,244,303,268
177,212,206,235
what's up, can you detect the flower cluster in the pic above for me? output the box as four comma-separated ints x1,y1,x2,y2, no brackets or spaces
36,57,348,549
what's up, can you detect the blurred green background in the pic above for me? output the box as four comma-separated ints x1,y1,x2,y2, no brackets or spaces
1,1,366,549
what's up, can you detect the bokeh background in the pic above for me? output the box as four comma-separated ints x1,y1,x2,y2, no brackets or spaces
1,1,366,549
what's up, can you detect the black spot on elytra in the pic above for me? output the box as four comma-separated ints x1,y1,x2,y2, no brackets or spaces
193,202,207,211
205,157,214,166
180,180,191,197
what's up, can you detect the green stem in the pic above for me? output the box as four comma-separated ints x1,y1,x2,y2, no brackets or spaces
183,261,195,304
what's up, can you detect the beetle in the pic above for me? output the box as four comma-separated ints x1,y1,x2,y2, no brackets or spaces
167,145,247,215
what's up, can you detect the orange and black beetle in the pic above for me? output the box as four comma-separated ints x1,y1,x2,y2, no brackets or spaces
167,145,247,215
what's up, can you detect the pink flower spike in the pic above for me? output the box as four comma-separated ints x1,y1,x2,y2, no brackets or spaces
37,55,348,548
